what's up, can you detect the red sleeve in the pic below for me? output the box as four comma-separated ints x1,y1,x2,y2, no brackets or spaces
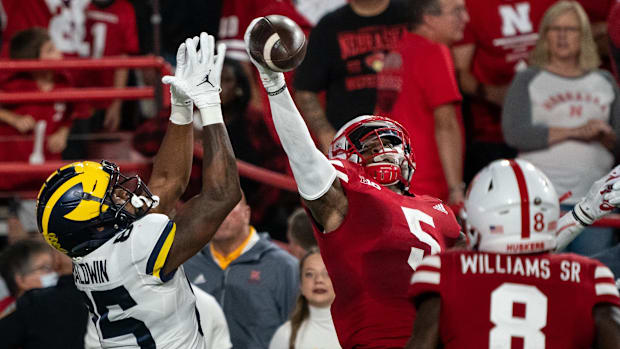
591,260,620,307
415,44,462,109
329,158,362,190
122,1,139,54
408,254,442,304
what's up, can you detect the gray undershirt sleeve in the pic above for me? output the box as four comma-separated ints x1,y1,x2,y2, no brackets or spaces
502,68,549,151
599,70,620,157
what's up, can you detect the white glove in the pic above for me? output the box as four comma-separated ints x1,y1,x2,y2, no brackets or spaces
573,165,620,225
162,32,226,126
244,18,286,95
166,39,195,125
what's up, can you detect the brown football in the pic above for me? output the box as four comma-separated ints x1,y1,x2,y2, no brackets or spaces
248,15,307,72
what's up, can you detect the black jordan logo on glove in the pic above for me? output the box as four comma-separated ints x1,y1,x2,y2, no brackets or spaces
197,71,214,87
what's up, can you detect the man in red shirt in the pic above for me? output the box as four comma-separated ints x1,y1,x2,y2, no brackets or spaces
82,0,139,131
407,159,620,349
375,0,469,206
452,0,557,183
244,17,463,348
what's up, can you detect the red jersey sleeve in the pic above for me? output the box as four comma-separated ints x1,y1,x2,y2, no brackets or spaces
592,261,620,307
328,158,364,191
409,254,442,303
414,44,461,109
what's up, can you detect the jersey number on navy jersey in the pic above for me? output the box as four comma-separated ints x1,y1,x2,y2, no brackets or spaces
82,286,156,348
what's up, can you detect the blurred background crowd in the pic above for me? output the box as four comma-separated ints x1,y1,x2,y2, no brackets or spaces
0,0,619,348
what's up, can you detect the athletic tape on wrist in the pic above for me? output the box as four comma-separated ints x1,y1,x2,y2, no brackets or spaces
169,103,193,125
199,105,224,126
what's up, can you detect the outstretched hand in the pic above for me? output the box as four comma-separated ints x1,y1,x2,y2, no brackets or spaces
243,18,286,95
573,165,620,225
162,32,226,114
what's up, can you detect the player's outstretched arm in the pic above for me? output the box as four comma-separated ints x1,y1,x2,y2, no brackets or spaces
160,33,242,275
405,295,441,349
593,304,620,349
243,18,348,232
147,40,197,215
555,165,620,251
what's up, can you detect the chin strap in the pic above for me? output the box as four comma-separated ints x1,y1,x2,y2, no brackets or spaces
363,162,401,186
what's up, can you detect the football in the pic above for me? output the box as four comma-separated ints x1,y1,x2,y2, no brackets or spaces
248,15,307,72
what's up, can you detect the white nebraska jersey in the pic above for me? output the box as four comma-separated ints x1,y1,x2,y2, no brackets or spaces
73,213,204,349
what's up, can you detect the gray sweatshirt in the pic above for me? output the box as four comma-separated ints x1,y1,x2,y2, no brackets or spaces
184,233,299,349
502,67,620,203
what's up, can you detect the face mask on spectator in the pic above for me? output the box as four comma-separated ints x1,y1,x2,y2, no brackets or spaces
40,272,59,288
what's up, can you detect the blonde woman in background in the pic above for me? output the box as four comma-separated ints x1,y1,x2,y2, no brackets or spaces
502,1,620,255
269,248,341,349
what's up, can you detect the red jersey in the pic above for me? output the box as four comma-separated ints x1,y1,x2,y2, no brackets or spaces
218,0,310,61
83,0,139,107
410,251,620,349
313,159,461,348
376,32,464,202
0,73,84,161
458,0,556,142
0,0,89,57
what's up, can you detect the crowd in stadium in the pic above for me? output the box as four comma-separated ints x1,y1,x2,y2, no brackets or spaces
0,0,619,348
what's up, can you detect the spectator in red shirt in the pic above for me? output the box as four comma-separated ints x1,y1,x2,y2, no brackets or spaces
375,0,469,206
0,28,83,162
82,0,139,131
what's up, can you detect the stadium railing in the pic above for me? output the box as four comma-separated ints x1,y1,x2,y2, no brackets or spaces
0,57,617,229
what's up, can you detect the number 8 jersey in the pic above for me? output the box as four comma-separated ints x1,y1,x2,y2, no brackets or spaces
73,213,204,349
409,250,620,349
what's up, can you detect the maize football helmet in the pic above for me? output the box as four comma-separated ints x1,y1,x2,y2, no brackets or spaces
464,159,559,254
329,115,415,191
36,161,158,257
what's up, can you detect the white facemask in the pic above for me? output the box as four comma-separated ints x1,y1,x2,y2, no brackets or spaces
40,272,59,288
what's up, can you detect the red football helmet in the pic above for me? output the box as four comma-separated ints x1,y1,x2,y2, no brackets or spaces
329,115,416,191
